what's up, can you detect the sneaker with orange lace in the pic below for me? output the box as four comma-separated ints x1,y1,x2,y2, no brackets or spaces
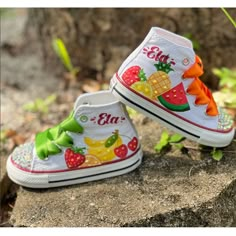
7,91,142,188
110,27,235,147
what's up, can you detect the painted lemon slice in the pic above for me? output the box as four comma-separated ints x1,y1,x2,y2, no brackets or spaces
131,81,153,99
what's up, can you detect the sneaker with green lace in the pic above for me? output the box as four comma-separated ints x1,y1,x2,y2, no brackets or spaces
7,91,142,188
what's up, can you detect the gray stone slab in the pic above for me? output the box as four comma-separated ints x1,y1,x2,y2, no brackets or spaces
9,116,236,226
0,154,12,202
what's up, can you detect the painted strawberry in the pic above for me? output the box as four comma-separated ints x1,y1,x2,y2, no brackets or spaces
122,66,147,86
65,147,86,168
128,137,138,151
114,144,128,159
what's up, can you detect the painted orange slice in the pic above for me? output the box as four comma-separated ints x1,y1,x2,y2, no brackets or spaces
80,154,102,167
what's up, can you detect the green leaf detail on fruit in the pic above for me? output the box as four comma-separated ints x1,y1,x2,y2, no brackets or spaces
157,82,190,112
138,69,147,81
154,62,174,74
158,95,190,112
105,130,119,148
71,147,86,155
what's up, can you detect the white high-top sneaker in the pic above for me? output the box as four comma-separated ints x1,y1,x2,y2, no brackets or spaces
7,91,142,188
110,27,235,147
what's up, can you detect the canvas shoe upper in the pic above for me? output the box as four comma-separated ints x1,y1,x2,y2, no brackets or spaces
7,91,142,188
110,27,235,147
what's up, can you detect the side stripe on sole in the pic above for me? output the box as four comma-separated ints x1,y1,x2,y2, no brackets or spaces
48,158,141,183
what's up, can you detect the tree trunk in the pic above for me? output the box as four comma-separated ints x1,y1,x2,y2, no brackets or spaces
27,8,236,89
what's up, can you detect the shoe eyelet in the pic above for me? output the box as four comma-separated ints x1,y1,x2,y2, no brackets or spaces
182,58,190,66
79,115,88,123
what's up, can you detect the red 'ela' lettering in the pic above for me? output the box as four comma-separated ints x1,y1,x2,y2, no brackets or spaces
97,113,120,125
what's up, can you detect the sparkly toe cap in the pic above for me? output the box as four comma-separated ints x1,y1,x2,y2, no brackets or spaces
11,142,34,170
218,107,234,131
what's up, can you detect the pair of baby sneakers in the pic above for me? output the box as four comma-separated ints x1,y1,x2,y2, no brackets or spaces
7,27,235,188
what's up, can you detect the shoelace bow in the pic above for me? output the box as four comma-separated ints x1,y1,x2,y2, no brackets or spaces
183,55,218,116
35,112,84,160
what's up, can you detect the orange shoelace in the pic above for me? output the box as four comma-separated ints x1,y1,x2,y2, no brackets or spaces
183,55,218,116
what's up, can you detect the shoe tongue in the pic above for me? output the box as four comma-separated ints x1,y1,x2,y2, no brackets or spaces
155,27,193,49
73,93,92,111
73,91,118,111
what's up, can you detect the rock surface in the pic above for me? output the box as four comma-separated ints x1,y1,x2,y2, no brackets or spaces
9,116,236,227
0,156,12,203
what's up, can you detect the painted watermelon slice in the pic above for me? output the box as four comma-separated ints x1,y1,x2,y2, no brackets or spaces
158,82,190,112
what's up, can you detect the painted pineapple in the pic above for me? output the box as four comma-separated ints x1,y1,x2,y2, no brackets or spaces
147,62,174,99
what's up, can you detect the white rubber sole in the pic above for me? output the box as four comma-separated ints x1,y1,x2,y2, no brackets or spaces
7,148,143,188
110,74,235,147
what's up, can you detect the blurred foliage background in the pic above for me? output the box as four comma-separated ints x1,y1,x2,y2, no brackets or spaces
25,8,236,89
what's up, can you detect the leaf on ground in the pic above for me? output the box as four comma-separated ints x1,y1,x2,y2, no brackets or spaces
52,38,74,72
154,130,170,153
44,94,57,106
154,141,169,153
63,72,76,82
211,149,223,161
169,133,185,143
71,67,80,77
5,129,17,138
24,113,36,122
12,134,27,145
101,83,110,90
23,95,56,114
173,143,185,150
35,98,48,113
2,129,27,150
23,102,36,112
126,106,139,117
82,79,101,93
160,130,170,142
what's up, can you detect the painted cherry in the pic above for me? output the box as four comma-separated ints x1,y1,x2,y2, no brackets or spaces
114,144,128,159
128,137,138,151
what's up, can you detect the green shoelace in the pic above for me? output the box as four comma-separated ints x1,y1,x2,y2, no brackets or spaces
35,112,83,160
